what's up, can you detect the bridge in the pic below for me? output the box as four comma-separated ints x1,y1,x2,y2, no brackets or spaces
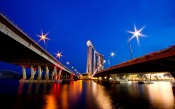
0,14,77,83
94,44,175,79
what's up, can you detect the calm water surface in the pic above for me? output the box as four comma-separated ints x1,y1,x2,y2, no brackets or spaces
0,79,175,109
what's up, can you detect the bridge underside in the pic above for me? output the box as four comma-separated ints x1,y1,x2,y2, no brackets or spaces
0,14,76,80
95,46,175,77
0,31,55,70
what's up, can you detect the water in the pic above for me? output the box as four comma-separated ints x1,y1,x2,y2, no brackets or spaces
0,79,175,109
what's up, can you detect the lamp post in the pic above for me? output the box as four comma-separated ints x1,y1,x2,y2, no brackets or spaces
128,25,145,60
128,36,133,60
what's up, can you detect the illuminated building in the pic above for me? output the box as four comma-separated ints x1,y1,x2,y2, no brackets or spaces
86,40,104,77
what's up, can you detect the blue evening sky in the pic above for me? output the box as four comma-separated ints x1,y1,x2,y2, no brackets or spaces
0,0,175,73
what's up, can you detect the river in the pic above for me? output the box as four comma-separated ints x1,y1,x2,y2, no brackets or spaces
0,79,174,109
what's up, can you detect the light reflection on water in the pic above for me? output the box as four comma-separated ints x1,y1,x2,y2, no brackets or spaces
44,95,58,109
92,81,113,109
146,82,175,109
0,79,175,109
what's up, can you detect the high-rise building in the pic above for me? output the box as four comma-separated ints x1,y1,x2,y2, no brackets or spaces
86,40,104,76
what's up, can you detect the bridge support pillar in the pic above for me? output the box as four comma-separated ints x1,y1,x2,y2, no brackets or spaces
125,74,130,81
170,71,175,78
101,75,110,80
170,71,175,94
71,74,74,80
57,69,62,80
45,66,49,80
66,74,68,79
54,66,57,80
51,70,54,79
60,74,63,79
101,76,105,80
66,74,69,79
37,66,42,80
30,65,35,79
111,74,118,81
65,74,67,79
97,77,100,80
22,66,26,79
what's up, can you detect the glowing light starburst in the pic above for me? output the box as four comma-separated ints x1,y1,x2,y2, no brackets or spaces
55,51,62,59
128,25,145,45
37,31,50,44
66,61,70,65
103,60,106,64
110,51,115,58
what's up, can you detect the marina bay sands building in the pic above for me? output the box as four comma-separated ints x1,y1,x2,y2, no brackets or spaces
86,40,104,77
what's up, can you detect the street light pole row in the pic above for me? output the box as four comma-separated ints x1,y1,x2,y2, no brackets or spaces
37,31,81,76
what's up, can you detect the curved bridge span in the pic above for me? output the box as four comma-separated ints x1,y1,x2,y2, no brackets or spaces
94,45,175,78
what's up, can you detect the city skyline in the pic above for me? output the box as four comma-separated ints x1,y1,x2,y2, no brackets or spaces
0,0,175,73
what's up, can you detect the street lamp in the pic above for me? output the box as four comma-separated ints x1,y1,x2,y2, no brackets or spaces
110,51,115,58
37,31,50,50
107,51,116,66
128,25,145,59
66,61,70,65
55,51,62,59
128,36,133,59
